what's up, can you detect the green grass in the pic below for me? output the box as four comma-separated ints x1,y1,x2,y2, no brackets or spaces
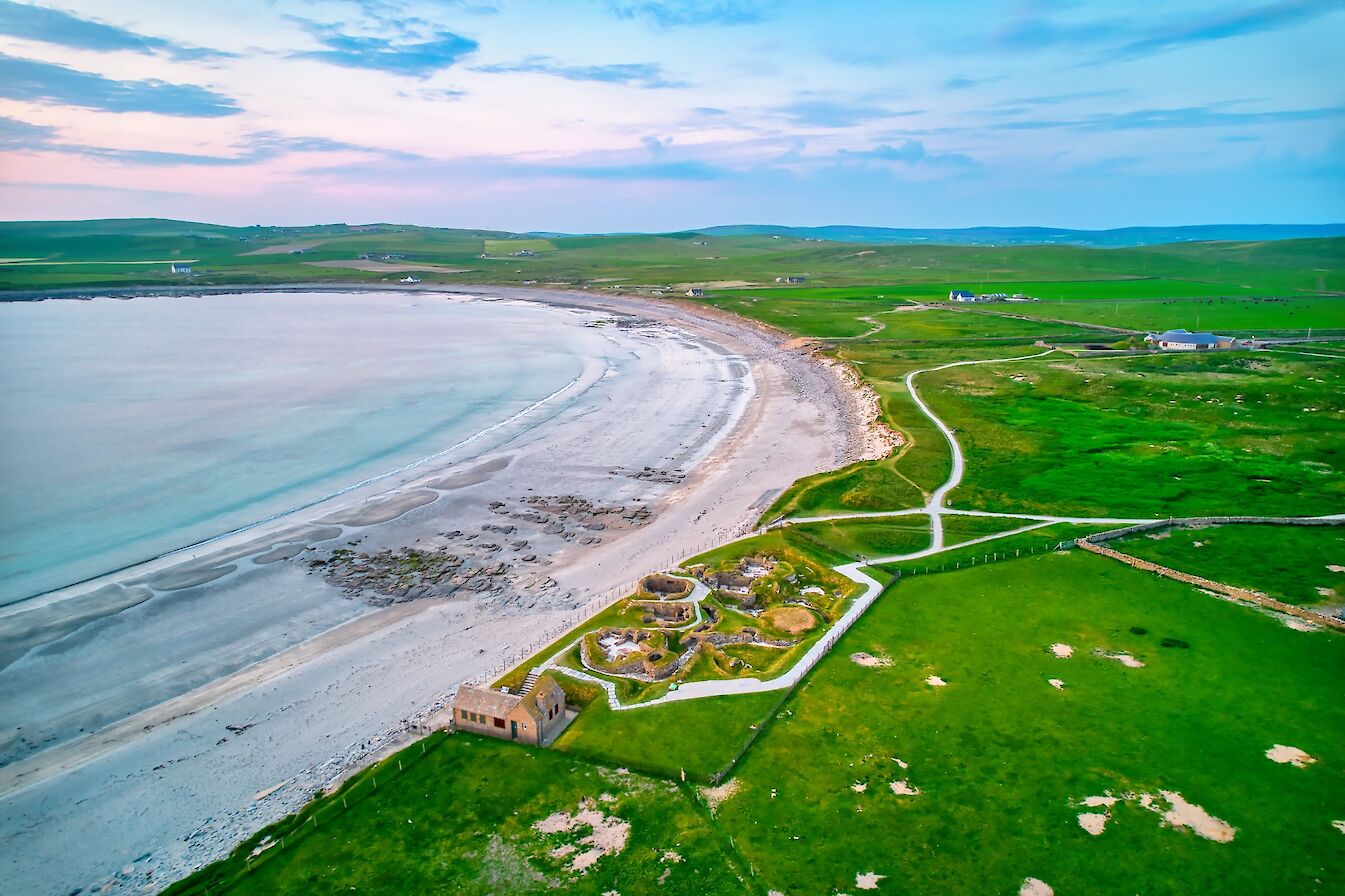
1110,523,1345,607
1005,295,1345,334
3,220,1341,298
553,679,783,782
927,351,1345,518
786,517,932,560
716,551,1345,895
166,733,756,896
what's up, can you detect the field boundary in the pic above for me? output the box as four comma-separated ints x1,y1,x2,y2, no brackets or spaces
1078,519,1345,631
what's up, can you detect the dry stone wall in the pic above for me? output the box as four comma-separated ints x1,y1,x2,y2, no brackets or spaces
1077,524,1345,632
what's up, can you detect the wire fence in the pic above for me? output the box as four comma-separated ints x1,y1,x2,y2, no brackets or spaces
166,732,451,896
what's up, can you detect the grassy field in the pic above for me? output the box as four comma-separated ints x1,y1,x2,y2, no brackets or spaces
717,551,1345,895
1110,523,1345,608
1001,294,1345,334
553,679,783,781
926,351,1345,518
172,549,1344,896
2,220,1340,299
166,733,757,896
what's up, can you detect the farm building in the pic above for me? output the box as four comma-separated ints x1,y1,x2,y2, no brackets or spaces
949,289,979,302
169,262,192,275
1144,329,1239,351
686,287,705,297
775,276,807,283
453,675,569,746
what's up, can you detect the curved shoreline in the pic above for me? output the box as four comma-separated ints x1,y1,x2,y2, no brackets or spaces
0,284,875,896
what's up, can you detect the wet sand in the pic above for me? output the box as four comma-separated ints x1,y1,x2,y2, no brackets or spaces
0,286,876,895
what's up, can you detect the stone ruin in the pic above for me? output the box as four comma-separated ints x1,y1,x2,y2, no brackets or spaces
631,600,693,626
640,573,693,598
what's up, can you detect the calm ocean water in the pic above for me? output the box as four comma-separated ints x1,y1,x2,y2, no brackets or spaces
0,292,607,604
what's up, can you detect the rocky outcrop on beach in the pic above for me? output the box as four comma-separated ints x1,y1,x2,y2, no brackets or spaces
308,493,653,605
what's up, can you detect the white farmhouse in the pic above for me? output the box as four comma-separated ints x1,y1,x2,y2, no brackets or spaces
1144,329,1237,351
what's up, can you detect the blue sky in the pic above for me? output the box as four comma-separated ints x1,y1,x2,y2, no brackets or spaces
0,0,1341,230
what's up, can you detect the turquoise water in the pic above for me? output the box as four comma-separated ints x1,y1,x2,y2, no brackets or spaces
0,292,606,604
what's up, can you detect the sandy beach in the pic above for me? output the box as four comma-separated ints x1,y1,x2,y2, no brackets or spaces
0,286,876,895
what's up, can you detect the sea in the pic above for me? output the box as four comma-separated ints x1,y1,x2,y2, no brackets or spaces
0,291,613,605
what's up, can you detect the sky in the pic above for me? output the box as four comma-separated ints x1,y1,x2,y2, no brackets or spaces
0,0,1342,231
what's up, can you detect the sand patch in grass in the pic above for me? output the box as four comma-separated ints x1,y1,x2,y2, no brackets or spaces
1333,820,1345,835
1265,744,1316,767
925,675,947,687
1048,678,1065,690
1019,878,1053,896
763,605,817,634
1141,790,1235,842
1096,650,1145,668
1271,612,1321,632
1049,643,1073,658
850,652,892,667
889,780,920,796
1074,790,1234,843
1078,812,1110,835
852,782,868,793
533,800,631,873
700,778,740,814
856,871,885,889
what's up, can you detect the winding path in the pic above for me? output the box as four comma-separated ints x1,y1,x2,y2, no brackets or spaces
539,344,1343,711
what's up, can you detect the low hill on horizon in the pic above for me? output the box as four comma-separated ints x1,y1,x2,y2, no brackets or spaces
695,222,1345,247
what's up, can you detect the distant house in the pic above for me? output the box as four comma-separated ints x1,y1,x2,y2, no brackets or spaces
1144,329,1238,351
400,275,421,284
453,676,568,746
510,249,536,257
686,287,705,297
775,276,806,284
949,289,977,302
169,262,192,275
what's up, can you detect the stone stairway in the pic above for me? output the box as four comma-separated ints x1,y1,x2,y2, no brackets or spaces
520,668,543,695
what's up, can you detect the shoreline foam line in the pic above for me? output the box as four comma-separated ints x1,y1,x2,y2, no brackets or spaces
6,362,602,609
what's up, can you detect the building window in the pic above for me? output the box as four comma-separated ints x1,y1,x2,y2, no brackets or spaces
493,717,505,729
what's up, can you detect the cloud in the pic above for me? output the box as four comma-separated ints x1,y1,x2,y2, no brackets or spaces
0,52,241,116
0,118,419,166
944,75,1003,90
291,20,478,76
473,55,683,87
837,140,976,167
995,103,1345,132
608,1,770,27
995,0,1341,62
537,159,723,180
0,113,56,148
0,0,230,60
1109,0,1341,61
773,99,900,128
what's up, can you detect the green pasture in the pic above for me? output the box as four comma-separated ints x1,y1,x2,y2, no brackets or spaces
165,733,755,896
717,551,1345,895
1009,295,1345,334
3,220,1341,296
923,350,1345,518
1111,523,1345,608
